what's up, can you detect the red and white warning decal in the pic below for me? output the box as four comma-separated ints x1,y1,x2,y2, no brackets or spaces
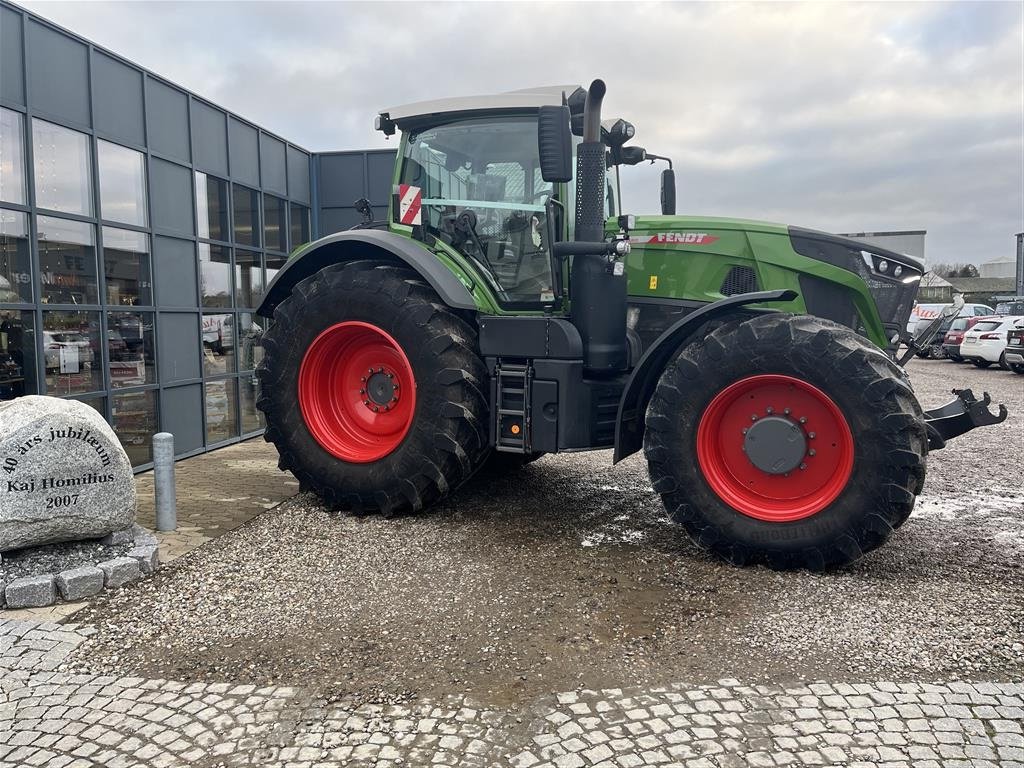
396,184,422,226
631,232,719,246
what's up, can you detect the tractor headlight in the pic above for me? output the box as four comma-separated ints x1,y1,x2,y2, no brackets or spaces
860,250,918,282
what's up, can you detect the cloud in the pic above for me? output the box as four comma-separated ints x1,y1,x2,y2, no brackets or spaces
22,0,1024,266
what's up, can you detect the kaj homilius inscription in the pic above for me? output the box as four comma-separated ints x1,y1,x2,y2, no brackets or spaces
0,397,136,551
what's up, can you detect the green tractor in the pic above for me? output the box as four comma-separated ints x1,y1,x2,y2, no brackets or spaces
256,80,1005,570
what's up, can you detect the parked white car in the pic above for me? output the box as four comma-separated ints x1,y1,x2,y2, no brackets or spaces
908,302,994,335
960,315,1024,369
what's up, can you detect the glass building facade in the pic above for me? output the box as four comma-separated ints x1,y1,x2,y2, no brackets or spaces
0,1,394,469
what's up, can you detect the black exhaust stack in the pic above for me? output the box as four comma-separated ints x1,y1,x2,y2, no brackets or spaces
571,79,628,373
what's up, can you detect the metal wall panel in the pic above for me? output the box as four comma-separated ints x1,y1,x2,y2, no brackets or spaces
287,145,310,204
146,78,190,163
92,51,145,146
153,235,198,307
228,117,259,187
160,383,204,454
316,150,396,236
26,19,90,126
366,151,395,202
0,5,25,105
260,133,287,196
319,153,365,207
191,100,228,176
149,158,195,236
158,312,201,382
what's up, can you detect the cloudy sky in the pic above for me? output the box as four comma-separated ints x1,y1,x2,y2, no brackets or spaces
24,0,1024,266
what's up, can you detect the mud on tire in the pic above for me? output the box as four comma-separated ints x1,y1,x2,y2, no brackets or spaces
256,260,489,515
644,313,928,570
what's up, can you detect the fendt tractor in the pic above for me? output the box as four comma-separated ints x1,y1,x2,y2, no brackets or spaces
255,81,1007,570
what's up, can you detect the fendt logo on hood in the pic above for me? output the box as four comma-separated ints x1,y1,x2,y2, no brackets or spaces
635,232,720,246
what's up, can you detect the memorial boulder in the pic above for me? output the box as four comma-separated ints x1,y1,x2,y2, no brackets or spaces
0,396,136,551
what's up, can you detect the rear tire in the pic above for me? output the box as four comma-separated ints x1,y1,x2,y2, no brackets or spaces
998,352,1010,371
973,360,992,368
257,260,489,515
644,314,927,570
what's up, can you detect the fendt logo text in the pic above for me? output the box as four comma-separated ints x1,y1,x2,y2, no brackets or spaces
638,232,720,245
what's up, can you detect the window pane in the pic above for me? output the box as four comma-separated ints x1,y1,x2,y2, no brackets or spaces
233,185,259,246
236,313,264,372
263,194,287,252
102,227,152,306
0,309,37,399
98,140,148,226
289,203,309,250
108,310,155,388
112,389,158,466
195,171,228,241
0,108,27,205
265,253,286,286
75,396,106,418
32,119,94,215
239,374,264,433
202,312,235,375
37,216,98,304
0,209,31,303
234,250,263,308
43,310,101,395
205,377,238,443
199,242,231,307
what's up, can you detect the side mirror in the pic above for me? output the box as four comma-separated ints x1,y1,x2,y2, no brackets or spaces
538,105,573,183
661,168,676,215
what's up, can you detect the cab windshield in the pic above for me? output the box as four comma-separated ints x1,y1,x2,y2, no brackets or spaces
400,116,556,305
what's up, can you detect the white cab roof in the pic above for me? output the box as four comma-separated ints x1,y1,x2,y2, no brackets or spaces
381,85,582,123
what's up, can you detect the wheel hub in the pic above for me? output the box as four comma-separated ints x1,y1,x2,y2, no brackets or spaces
364,368,399,408
743,415,807,475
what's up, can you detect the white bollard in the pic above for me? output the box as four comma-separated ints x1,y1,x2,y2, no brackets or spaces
153,432,177,531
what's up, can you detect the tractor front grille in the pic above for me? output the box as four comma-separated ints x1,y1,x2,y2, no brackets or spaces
720,266,759,296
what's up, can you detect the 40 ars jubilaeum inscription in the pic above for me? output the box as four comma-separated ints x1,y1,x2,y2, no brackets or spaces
0,396,136,551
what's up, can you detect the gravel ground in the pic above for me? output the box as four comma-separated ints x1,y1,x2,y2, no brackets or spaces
0,536,134,586
64,359,1023,707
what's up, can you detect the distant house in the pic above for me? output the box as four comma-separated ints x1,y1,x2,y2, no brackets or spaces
917,272,954,302
945,277,1017,307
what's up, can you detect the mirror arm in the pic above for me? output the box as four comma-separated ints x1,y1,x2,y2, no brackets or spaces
646,152,673,170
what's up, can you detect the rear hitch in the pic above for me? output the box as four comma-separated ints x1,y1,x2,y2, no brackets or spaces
922,388,1008,450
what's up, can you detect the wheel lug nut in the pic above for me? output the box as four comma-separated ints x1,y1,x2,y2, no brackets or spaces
363,400,370,406
808,448,816,456
741,428,748,435
368,368,374,374
808,432,816,439
751,414,758,421
799,463,807,470
799,416,807,423
359,388,366,395
360,377,366,382
766,407,774,414
784,408,791,415
373,406,380,412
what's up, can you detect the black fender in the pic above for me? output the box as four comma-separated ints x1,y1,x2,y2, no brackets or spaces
613,289,798,463
256,229,477,318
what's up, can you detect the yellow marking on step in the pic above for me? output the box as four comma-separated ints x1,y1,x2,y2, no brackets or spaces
649,275,658,290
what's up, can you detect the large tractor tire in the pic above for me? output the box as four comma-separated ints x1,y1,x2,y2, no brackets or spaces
644,313,928,570
257,260,489,515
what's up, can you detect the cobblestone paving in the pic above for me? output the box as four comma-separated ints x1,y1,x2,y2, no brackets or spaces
2,619,1022,767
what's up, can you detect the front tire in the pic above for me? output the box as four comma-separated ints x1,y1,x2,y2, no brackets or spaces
644,314,927,570
257,260,489,515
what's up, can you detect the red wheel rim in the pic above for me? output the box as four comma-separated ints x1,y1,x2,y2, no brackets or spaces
298,321,416,463
696,374,854,522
